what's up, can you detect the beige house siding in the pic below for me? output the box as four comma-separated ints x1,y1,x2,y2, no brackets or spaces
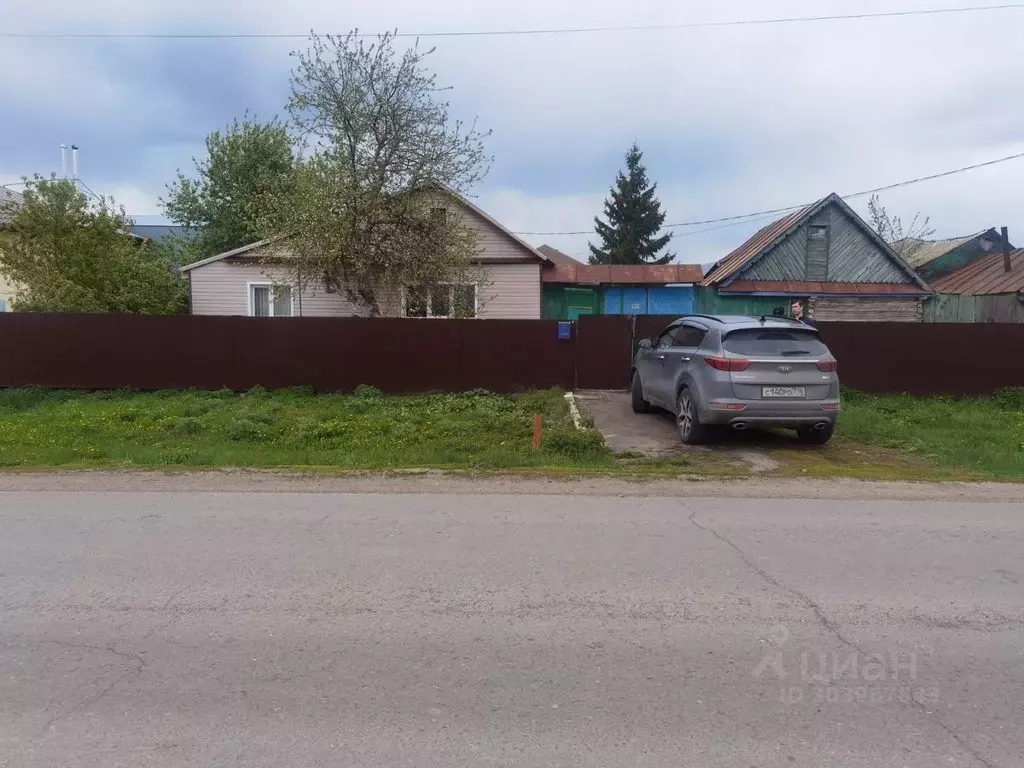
477,263,541,319
189,260,542,319
189,261,362,317
186,192,547,319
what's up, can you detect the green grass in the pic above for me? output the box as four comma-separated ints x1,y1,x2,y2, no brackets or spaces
833,387,1024,480
0,387,614,471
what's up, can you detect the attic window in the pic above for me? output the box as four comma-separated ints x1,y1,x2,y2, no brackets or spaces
808,225,828,240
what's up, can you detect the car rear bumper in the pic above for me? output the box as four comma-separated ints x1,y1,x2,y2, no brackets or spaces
700,400,840,429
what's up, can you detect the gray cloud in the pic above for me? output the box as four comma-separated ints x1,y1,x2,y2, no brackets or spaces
2,0,1022,259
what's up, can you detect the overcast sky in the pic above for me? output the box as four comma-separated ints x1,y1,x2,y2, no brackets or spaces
2,0,1023,263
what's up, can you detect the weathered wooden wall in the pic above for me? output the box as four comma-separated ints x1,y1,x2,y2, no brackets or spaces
923,293,1024,323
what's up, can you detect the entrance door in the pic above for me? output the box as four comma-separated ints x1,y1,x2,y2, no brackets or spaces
565,287,597,320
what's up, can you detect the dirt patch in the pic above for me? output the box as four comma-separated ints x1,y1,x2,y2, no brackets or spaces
575,391,781,473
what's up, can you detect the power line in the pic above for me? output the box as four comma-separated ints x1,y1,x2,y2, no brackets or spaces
515,151,1024,236
4,4,1024,39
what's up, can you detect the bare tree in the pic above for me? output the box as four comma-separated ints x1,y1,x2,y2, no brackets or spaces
867,194,935,261
265,31,493,315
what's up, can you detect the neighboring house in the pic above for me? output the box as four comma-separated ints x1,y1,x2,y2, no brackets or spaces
538,245,703,319
699,193,932,322
0,187,25,312
900,229,1013,283
129,224,187,245
925,248,1024,323
181,190,552,319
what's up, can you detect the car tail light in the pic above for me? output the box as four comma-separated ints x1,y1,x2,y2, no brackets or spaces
816,359,838,373
704,357,751,372
821,403,841,412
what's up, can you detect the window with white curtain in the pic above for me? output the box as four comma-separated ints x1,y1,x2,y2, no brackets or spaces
403,284,477,318
249,283,293,317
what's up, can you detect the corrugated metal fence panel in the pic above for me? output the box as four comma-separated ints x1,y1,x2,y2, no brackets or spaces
0,314,577,394
648,286,695,315
817,322,1024,396
576,314,633,390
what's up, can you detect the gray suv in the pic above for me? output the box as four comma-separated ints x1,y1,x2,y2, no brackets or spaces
631,315,840,445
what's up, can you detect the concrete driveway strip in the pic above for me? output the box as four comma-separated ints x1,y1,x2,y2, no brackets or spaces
0,486,1021,767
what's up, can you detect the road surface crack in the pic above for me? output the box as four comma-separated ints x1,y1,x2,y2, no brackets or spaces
682,501,1000,768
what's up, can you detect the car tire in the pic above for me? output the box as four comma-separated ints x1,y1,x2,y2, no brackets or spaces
676,388,709,445
630,371,650,414
797,423,835,445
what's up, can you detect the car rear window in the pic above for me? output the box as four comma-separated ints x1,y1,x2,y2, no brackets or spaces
722,328,827,357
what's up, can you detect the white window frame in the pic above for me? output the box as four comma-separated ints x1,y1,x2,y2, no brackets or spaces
402,283,478,319
247,281,296,318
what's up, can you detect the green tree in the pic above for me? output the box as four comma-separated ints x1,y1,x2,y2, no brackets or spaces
263,30,492,315
0,176,185,314
589,144,673,265
163,115,295,263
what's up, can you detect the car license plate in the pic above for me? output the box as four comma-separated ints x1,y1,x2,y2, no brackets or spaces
762,387,805,398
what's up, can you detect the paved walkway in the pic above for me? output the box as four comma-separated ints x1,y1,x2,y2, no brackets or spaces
575,390,782,472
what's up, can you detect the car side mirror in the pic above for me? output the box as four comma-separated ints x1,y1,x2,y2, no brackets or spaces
638,338,653,349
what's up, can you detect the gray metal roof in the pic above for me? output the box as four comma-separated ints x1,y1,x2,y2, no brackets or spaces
898,233,983,268
129,224,188,244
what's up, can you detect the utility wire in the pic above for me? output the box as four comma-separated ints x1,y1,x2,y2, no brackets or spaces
514,151,1024,236
4,4,1024,39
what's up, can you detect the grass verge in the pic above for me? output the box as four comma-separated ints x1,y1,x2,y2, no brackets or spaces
825,388,1024,481
0,387,616,471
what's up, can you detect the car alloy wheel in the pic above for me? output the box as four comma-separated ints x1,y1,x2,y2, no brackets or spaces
677,392,694,439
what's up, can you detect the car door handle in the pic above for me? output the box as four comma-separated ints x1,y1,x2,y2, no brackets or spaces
656,355,666,360
680,356,692,362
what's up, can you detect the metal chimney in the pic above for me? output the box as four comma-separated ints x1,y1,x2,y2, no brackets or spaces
71,145,79,180
1002,227,1012,273
60,144,67,178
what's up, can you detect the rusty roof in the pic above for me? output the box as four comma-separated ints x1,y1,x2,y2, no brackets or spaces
723,280,929,296
931,250,1024,295
536,245,580,265
699,200,820,286
542,262,703,285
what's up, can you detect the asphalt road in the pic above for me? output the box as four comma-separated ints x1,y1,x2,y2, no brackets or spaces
1,487,1022,767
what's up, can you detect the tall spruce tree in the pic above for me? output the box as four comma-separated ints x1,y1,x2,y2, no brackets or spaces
588,144,673,265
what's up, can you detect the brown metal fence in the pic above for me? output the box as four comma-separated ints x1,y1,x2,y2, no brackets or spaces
0,313,1022,396
627,314,1024,397
0,314,577,394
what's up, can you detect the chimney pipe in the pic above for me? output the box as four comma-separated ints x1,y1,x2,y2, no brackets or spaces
1002,226,1011,273
60,144,67,179
71,145,79,180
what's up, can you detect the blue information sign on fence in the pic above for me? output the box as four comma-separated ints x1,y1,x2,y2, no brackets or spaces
557,322,572,340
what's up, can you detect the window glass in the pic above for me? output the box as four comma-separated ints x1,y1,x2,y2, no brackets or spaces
251,285,270,317
453,285,476,318
671,325,706,347
273,285,293,317
405,287,428,318
430,285,451,318
722,329,827,356
808,224,828,240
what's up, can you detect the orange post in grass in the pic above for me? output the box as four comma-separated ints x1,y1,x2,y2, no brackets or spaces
532,414,544,450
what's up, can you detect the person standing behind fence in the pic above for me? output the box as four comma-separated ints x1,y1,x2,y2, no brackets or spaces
791,300,816,328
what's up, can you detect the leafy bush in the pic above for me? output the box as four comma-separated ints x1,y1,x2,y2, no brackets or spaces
0,387,61,412
355,384,383,397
